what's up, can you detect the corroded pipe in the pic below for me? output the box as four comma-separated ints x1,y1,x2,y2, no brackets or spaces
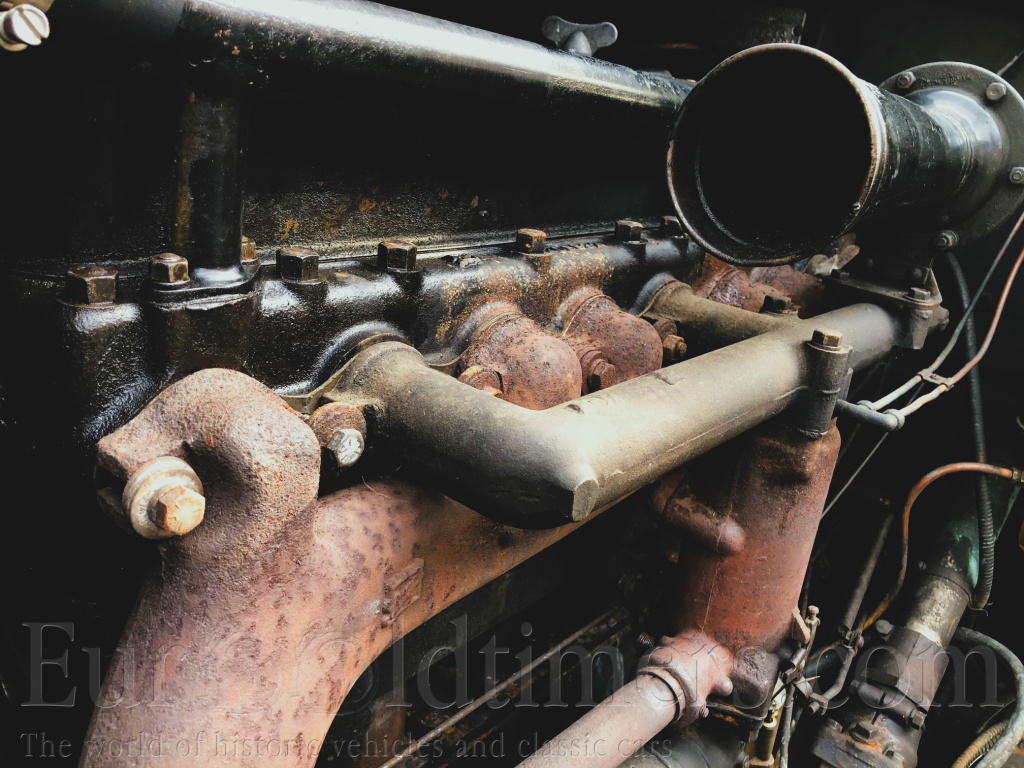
84,369,596,767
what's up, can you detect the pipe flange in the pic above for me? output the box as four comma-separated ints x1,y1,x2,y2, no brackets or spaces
122,456,205,540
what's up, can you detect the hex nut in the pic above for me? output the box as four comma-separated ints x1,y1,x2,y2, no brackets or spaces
149,486,206,536
65,265,117,305
985,82,1008,102
277,246,320,282
614,220,644,242
811,329,843,349
1010,167,1024,185
659,216,684,236
515,228,547,254
934,230,959,250
895,71,916,90
761,294,793,314
149,253,190,284
587,359,616,391
907,287,931,301
377,240,418,272
662,334,688,363
241,235,258,264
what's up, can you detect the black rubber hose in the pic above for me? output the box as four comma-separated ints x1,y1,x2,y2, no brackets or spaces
943,252,995,610
951,627,1024,768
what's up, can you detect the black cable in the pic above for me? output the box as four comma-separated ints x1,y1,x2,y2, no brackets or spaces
943,253,995,610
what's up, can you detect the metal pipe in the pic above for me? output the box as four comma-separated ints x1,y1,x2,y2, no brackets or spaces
668,44,1024,264
330,282,901,528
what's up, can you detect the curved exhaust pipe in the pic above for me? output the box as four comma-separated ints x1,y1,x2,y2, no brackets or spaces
668,44,1024,265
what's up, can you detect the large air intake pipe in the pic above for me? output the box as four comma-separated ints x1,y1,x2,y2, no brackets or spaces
668,44,1024,265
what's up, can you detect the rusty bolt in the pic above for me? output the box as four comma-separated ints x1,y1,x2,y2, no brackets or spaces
986,82,1008,102
458,366,503,397
65,265,117,305
895,71,916,90
327,429,365,468
934,230,959,250
309,402,368,468
659,216,684,236
377,240,418,272
811,329,843,349
1010,167,1024,185
850,721,879,743
241,235,257,264
149,252,189,284
148,486,206,536
587,359,616,391
515,228,547,254
277,246,320,282
662,334,688,363
614,220,644,242
760,294,793,315
651,318,677,339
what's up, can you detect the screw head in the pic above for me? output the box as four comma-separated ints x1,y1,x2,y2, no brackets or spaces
1010,167,1024,185
811,329,843,349
241,235,257,264
659,216,684,236
149,252,190,284
65,265,117,305
515,228,547,254
895,71,916,90
0,5,50,49
377,240,418,273
327,428,365,468
986,82,1008,102
614,220,644,242
760,294,794,314
277,246,320,282
934,230,959,250
149,486,206,536
662,334,688,363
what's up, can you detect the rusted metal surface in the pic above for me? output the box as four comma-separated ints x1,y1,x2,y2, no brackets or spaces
651,421,841,706
85,368,595,767
459,307,583,409
689,255,824,316
561,290,663,384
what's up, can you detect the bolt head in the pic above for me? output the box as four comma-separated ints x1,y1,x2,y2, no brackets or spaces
651,318,677,339
907,286,931,301
65,265,117,305
760,294,793,314
150,252,190,284
830,269,851,282
986,82,1008,102
327,428,365,469
241,235,257,264
377,240,418,273
149,486,205,536
662,334,688,363
934,230,959,250
895,71,916,90
811,329,843,349
875,619,894,637
515,228,547,254
614,220,644,242
277,246,320,282
659,216,684,236
586,359,617,391
1010,167,1024,185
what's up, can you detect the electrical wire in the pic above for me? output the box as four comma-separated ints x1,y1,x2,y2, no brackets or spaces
858,463,1020,632
951,720,1009,768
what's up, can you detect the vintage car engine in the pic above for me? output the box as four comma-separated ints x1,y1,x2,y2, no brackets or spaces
5,2,1024,767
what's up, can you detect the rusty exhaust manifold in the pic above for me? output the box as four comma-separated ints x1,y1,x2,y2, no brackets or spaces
669,44,1024,265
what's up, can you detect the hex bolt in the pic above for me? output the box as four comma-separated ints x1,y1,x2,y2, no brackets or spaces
587,359,616,391
1010,167,1024,185
377,240,418,273
662,334,688,364
894,71,916,90
277,246,320,282
327,429,365,468
148,486,206,536
760,294,793,315
241,235,258,264
659,215,684,236
934,230,959,250
65,265,118,305
515,228,547,254
614,220,644,242
907,286,931,302
811,329,843,349
0,4,50,50
985,82,1008,102
149,252,190,284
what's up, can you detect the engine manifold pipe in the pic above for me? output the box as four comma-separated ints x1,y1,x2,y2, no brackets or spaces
668,44,1024,265
327,281,905,528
